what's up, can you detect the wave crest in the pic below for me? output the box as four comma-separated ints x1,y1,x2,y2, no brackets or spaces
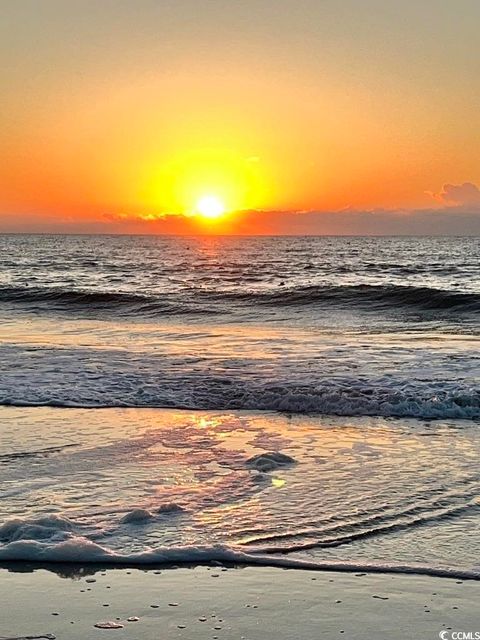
1,283,479,316
244,284,480,313
3,379,479,419
0,286,214,316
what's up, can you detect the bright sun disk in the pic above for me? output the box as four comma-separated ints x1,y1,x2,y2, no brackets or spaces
196,195,226,219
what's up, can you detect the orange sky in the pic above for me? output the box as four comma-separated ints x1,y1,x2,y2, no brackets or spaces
1,1,479,234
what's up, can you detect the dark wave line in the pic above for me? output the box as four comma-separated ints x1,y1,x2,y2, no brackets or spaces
0,286,216,316
0,285,151,306
246,499,479,553
1,283,479,315
240,487,480,548
0,443,78,463
236,283,480,312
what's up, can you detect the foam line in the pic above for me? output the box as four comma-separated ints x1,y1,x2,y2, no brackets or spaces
0,538,479,581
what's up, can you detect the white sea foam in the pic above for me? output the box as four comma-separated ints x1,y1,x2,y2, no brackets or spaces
1,354,479,419
0,535,479,581
0,515,79,543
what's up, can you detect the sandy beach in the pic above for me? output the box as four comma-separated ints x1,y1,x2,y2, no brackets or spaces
1,565,479,640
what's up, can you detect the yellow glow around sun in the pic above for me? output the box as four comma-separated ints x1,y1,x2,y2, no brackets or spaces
196,195,226,220
139,147,271,218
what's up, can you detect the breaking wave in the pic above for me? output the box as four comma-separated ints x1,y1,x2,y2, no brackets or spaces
233,284,480,313
0,535,479,581
1,283,479,317
2,378,480,419
0,286,215,316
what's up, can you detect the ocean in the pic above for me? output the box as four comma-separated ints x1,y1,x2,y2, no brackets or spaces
0,234,479,577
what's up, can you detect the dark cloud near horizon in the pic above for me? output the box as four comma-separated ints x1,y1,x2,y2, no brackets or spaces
231,208,480,236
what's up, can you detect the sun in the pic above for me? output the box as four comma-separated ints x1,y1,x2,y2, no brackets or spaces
195,195,226,220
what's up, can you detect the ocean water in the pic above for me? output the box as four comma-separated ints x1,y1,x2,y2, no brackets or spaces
1,234,479,417
0,234,479,576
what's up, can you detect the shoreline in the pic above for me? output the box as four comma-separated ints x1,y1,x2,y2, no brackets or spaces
1,406,479,580
1,556,480,582
1,565,479,640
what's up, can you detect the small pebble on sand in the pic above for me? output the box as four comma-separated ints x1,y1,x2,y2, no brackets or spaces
94,621,124,629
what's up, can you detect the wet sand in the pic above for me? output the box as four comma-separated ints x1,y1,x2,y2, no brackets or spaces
0,565,479,640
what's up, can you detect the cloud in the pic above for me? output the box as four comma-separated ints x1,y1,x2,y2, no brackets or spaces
429,182,480,208
233,208,480,236
2,182,480,235
94,206,480,236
